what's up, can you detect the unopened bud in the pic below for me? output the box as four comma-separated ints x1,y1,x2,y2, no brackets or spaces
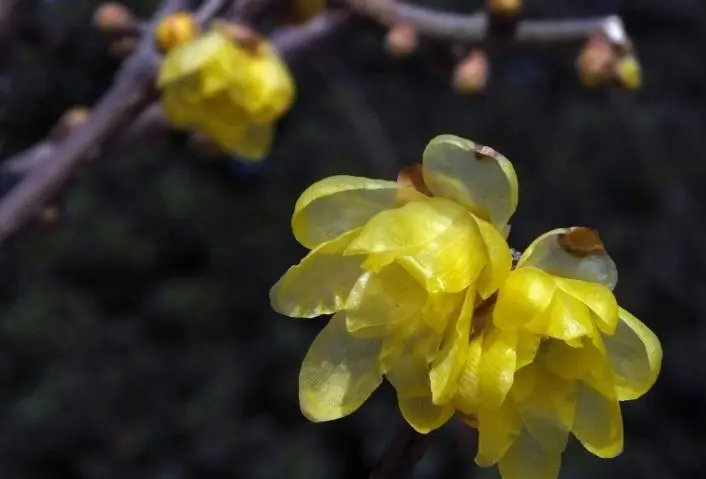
155,11,200,53
576,36,615,88
93,2,136,32
109,37,139,57
385,22,418,59
49,107,90,142
614,55,641,90
486,0,522,15
214,21,264,55
452,50,488,95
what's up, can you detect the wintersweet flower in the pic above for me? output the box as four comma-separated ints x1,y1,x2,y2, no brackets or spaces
157,26,295,161
270,134,518,429
452,227,662,479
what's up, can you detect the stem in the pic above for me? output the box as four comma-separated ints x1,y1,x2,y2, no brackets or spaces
369,421,431,479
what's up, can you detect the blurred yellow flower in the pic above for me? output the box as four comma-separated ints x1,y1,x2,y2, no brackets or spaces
453,227,662,479
270,134,518,429
157,27,295,161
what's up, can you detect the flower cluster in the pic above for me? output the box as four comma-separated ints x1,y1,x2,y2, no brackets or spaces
270,134,662,479
157,24,295,161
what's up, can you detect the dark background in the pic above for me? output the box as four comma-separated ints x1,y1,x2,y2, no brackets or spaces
0,0,704,478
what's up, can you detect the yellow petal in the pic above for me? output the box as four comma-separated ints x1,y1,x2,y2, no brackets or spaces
510,362,537,402
396,205,487,294
493,267,555,330
475,399,522,466
420,292,462,334
602,307,662,400
452,333,483,415
555,278,619,335
497,426,562,479
270,230,362,318
344,263,427,338
222,121,274,161
422,134,518,230
545,340,590,380
429,287,475,404
526,288,594,342
517,228,618,290
299,312,383,421
521,364,578,432
475,216,513,299
572,383,623,458
478,327,518,409
292,175,419,249
516,332,541,370
398,396,455,434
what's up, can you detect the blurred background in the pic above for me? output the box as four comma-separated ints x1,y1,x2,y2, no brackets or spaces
0,0,704,478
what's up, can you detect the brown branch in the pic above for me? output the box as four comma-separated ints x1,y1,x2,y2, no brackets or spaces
345,0,630,49
369,421,430,479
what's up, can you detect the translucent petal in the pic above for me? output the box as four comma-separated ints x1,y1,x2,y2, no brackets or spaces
517,228,618,290
516,332,541,370
429,288,475,404
398,396,455,434
493,267,555,330
396,206,487,294
422,134,519,230
386,353,430,398
292,175,419,249
603,307,662,400
525,288,594,342
475,216,513,299
555,278,619,335
478,327,518,409
572,383,624,458
475,400,522,466
224,121,274,161
521,364,578,432
511,362,537,402
498,426,562,479
420,292,462,334
452,333,483,415
545,340,590,380
345,263,427,338
299,312,383,421
270,230,362,318
387,352,454,433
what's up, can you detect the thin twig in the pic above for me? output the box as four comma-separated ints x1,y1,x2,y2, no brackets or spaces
369,421,430,479
345,0,629,48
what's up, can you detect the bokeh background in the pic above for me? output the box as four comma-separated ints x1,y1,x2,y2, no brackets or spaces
0,0,704,478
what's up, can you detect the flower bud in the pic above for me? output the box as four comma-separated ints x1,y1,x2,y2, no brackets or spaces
614,55,641,90
385,22,418,59
155,12,200,53
49,107,90,142
486,0,522,15
576,36,615,88
452,50,488,95
93,2,136,32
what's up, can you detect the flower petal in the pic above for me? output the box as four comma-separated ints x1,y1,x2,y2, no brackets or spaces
452,333,484,415
497,426,562,479
292,175,420,249
493,267,555,330
344,263,427,338
602,307,662,401
555,278,619,335
270,230,363,318
422,134,518,230
398,396,455,434
478,326,518,409
299,312,383,421
475,400,522,466
475,217,513,299
517,228,618,290
572,383,624,458
429,287,476,404
525,287,594,342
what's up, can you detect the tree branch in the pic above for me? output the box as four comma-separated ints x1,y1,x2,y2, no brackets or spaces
344,0,630,49
369,421,430,479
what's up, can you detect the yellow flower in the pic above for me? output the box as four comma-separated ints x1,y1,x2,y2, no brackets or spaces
270,134,518,430
452,227,662,479
157,28,295,161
